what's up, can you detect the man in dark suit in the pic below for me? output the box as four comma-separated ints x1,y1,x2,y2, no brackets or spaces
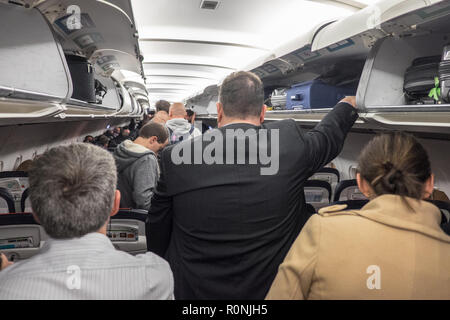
148,71,358,299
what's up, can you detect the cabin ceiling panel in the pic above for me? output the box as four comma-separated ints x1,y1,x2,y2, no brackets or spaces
131,0,357,102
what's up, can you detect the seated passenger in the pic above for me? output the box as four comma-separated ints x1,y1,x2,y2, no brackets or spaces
83,135,94,144
113,128,131,145
430,189,450,202
16,159,34,172
266,132,450,300
166,102,201,144
113,122,168,210
95,135,110,149
0,143,173,299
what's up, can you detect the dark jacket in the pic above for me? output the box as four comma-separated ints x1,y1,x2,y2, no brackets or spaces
148,102,359,299
114,140,159,210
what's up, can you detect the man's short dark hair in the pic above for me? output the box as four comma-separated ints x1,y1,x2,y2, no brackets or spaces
186,109,194,117
155,100,170,113
97,135,109,146
139,122,169,143
28,143,117,239
219,71,264,118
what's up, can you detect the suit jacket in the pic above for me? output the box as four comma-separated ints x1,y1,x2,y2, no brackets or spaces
148,102,358,299
266,195,450,300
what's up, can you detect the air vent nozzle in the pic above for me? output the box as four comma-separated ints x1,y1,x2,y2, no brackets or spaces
200,0,219,10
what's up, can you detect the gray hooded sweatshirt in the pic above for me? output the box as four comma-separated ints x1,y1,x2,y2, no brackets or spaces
113,140,159,210
165,118,201,144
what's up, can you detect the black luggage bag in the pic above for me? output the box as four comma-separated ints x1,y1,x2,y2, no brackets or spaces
65,54,96,103
404,55,441,103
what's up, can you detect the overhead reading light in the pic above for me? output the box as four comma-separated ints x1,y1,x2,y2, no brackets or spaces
200,0,219,10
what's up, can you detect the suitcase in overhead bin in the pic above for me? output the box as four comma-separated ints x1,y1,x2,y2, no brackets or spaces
439,45,450,103
270,88,287,110
286,80,356,110
65,54,96,103
404,55,441,103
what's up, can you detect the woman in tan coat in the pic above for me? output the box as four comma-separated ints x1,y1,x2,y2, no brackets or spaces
266,132,450,300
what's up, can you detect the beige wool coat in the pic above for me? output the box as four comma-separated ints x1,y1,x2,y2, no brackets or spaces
266,195,450,300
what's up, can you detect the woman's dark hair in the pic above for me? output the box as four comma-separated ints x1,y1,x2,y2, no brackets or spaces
357,132,431,200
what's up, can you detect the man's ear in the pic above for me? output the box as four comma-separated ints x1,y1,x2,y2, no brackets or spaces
356,173,372,198
260,105,267,124
149,136,158,144
216,102,224,127
423,174,435,199
110,190,121,217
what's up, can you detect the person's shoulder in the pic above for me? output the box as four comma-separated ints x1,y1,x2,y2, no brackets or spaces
263,119,297,129
109,248,171,270
317,204,361,218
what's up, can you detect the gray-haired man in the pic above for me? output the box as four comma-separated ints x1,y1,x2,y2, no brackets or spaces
0,143,174,300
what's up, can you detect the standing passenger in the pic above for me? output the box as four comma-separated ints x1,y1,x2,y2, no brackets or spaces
0,143,174,299
166,102,201,144
148,71,358,299
114,122,168,210
266,132,450,300
155,100,171,114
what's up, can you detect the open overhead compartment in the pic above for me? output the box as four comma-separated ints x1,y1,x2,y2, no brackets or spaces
0,0,148,125
239,0,450,135
354,0,450,134
0,3,70,123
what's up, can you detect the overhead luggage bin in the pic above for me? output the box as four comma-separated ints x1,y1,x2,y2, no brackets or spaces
0,3,71,120
43,0,143,77
311,0,449,52
113,81,135,117
355,2,450,134
251,20,335,80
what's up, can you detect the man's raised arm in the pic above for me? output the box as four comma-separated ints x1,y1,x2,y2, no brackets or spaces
299,96,358,176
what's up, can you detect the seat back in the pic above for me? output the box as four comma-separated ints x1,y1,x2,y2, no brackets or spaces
0,171,29,212
309,167,340,184
0,213,46,262
108,209,148,255
309,167,340,200
304,180,332,210
20,188,32,213
0,187,15,213
334,179,368,202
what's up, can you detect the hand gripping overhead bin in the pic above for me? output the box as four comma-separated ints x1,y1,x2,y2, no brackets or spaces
286,80,356,110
